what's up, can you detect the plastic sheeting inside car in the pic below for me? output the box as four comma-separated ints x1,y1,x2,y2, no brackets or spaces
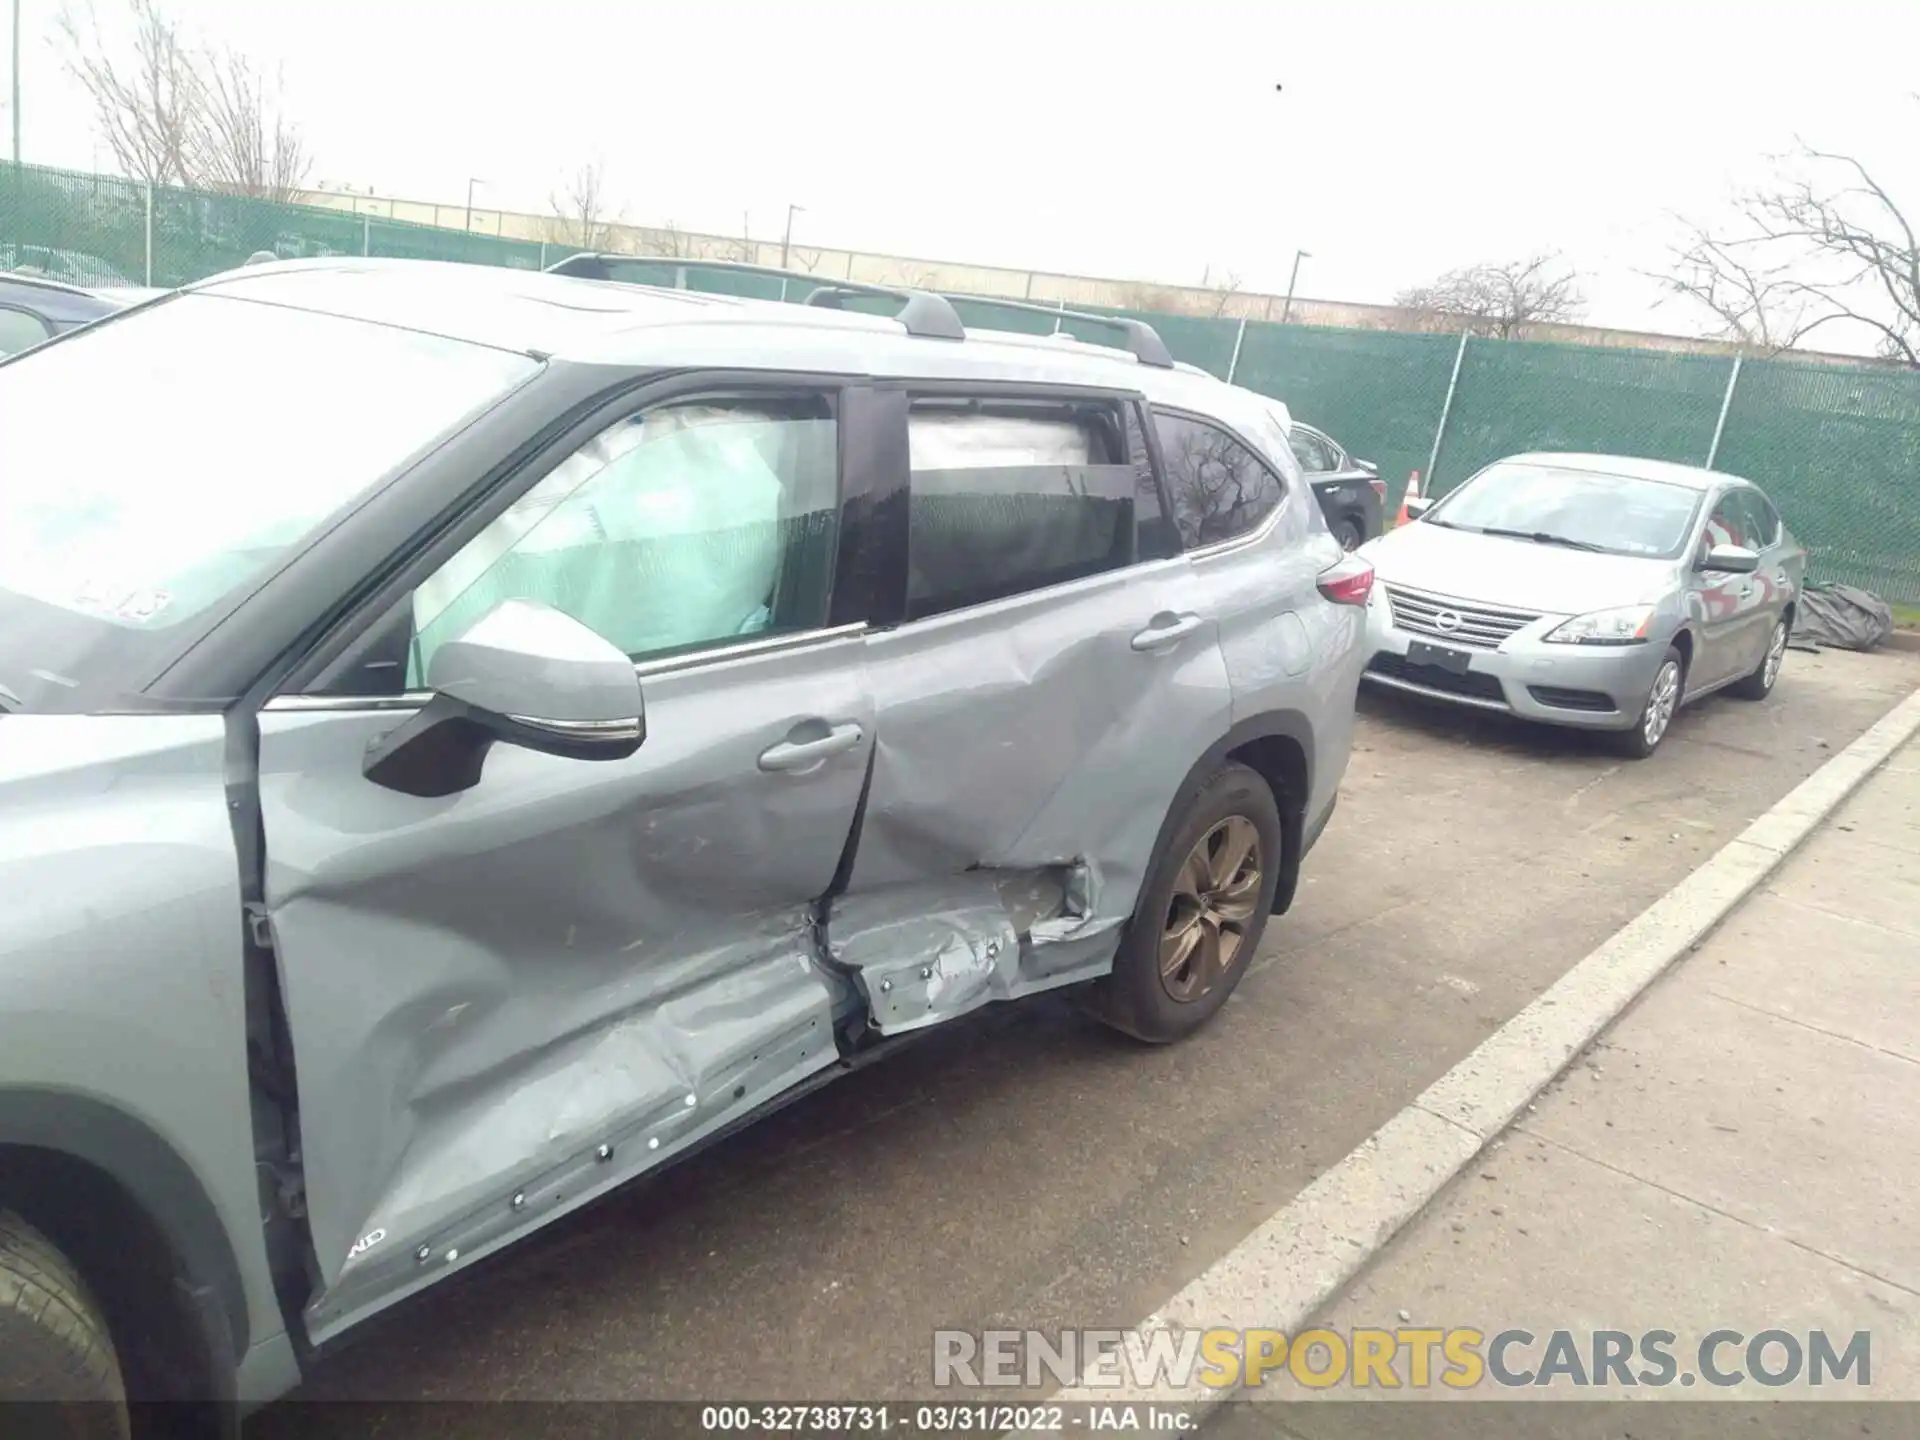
903,410,1132,617
1788,583,1895,653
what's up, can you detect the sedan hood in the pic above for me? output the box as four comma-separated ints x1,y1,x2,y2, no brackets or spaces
1361,522,1677,615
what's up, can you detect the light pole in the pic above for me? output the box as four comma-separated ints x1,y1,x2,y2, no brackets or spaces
780,203,805,268
1281,248,1310,323
464,177,485,232
11,0,22,165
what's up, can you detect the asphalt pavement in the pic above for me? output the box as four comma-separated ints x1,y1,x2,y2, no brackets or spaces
250,643,1920,1428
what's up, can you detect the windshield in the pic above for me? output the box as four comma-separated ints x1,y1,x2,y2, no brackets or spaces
1427,461,1703,559
0,293,539,709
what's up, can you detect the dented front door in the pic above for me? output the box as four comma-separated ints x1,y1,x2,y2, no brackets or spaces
253,387,874,1341
257,634,871,1341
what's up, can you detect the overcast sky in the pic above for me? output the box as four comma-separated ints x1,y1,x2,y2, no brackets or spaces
7,0,1918,343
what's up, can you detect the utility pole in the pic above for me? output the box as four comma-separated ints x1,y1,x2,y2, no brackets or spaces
1281,248,1310,323
11,0,22,165
464,177,485,231
780,202,805,268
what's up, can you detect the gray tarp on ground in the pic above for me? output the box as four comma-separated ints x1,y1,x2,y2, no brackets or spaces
1789,582,1895,652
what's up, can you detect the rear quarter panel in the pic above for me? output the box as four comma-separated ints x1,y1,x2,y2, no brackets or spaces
1189,488,1362,831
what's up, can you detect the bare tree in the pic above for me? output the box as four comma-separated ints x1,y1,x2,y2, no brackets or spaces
641,220,696,259
192,49,309,202
58,0,197,187
1394,253,1583,339
1163,418,1263,546
59,0,312,198
548,159,618,251
1644,220,1814,355
1200,264,1243,318
1118,282,1183,313
1660,133,1920,366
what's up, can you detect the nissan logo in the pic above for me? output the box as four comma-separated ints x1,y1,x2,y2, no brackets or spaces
1433,609,1464,632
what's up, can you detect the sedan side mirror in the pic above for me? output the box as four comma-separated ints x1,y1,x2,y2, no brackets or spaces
1404,493,1434,519
1700,544,1760,575
364,599,645,798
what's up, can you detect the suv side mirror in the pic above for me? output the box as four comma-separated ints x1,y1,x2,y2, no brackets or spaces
363,599,645,798
1404,494,1434,519
1700,544,1760,575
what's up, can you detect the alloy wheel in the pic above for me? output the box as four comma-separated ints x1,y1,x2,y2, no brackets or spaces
1763,622,1787,690
1159,816,1264,1003
1643,659,1681,748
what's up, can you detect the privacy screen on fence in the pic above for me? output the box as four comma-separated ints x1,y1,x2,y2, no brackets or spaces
6,160,1919,602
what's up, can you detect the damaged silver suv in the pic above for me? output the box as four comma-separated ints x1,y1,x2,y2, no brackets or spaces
0,258,1367,1426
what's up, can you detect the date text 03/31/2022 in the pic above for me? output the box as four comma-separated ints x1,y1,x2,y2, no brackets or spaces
699,1404,1191,1432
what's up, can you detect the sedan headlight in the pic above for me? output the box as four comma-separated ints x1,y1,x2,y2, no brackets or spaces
1544,604,1656,645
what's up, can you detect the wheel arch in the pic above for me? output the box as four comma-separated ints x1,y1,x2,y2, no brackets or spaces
1144,711,1315,922
0,1089,246,1407
1670,624,1696,679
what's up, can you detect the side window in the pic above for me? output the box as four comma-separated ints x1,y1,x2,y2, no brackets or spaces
1152,411,1287,549
1126,401,1180,562
904,398,1136,620
1288,427,1335,474
1701,494,1751,557
406,395,839,685
1737,490,1781,549
0,306,54,357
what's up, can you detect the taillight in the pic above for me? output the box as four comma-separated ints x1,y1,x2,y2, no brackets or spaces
1318,555,1375,606
1368,477,1387,501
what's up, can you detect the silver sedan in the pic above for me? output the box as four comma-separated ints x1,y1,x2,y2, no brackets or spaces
1357,452,1807,758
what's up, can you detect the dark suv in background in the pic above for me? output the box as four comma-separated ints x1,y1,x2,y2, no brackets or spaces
1286,419,1387,550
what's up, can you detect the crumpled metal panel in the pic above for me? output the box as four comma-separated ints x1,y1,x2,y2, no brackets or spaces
827,860,1125,1036
845,555,1236,955
828,873,1020,1034
255,631,871,1333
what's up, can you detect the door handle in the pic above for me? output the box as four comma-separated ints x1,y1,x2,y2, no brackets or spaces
1130,613,1205,652
758,722,864,773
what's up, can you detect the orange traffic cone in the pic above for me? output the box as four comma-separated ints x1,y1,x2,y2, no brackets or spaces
1394,470,1423,528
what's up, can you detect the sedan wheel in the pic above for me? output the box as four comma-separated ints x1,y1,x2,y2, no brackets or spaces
1643,660,1680,746
1733,619,1789,700
1613,646,1686,760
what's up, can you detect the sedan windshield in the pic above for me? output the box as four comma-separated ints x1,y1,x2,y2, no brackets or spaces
1428,462,1702,559
0,293,539,709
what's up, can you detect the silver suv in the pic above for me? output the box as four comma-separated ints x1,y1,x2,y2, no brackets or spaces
0,259,1367,1425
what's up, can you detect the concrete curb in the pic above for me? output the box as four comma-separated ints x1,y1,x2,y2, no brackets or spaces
1004,683,1920,1432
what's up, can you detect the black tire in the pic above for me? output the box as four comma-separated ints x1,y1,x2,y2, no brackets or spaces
1085,762,1284,1044
1611,645,1686,760
1332,516,1365,551
0,1212,129,1440
1730,617,1788,701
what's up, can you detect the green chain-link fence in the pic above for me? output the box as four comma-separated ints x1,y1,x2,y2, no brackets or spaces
7,161,1920,602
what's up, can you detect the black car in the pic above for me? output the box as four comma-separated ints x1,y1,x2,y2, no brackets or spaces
0,273,147,357
1287,420,1386,550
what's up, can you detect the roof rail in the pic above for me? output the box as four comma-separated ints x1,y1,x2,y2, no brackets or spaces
935,294,1175,369
541,252,964,342
540,253,1177,366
